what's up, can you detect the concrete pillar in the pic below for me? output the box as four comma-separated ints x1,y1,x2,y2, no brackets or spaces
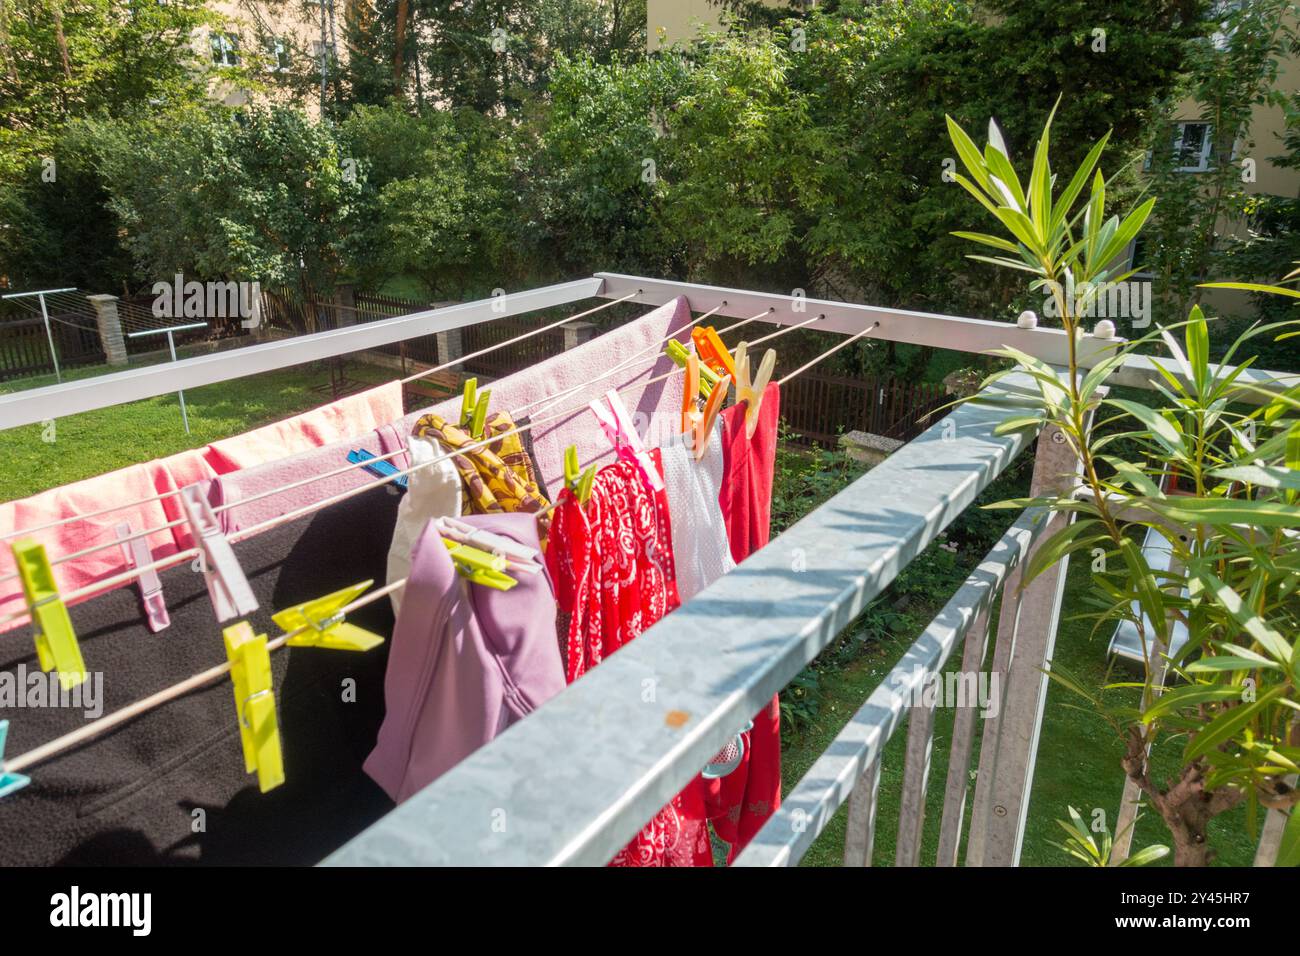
434,327,464,370
838,430,902,467
86,294,128,366
562,319,597,350
334,283,358,327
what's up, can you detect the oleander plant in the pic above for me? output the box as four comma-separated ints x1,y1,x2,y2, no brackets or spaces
947,106,1300,866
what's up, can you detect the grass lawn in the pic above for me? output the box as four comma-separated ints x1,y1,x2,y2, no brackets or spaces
0,356,391,502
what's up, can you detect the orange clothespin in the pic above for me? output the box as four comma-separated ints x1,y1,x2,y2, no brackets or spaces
273,581,385,652
733,341,776,439
681,350,702,435
690,374,731,461
223,622,285,794
12,539,86,690
692,326,737,380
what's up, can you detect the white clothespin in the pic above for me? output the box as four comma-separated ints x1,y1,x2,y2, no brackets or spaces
178,484,258,622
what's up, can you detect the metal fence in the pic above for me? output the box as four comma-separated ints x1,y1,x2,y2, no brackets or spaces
780,372,950,447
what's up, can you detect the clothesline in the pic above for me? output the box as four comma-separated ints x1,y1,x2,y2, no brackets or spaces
0,309,868,630
1,313,878,779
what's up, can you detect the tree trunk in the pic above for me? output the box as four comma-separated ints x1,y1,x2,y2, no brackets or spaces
393,0,409,84
48,0,71,80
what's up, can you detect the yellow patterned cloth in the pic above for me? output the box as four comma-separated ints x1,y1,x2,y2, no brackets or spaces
412,411,549,520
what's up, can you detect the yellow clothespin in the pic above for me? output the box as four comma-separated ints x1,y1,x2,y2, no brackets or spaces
733,341,776,439
563,445,596,506
273,581,384,652
223,622,285,794
444,541,517,591
12,539,86,690
460,377,492,439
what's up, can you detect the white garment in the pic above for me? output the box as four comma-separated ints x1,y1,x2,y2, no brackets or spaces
386,435,461,614
656,419,735,603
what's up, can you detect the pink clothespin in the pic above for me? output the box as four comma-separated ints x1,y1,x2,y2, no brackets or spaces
177,484,258,622
588,389,664,493
114,522,170,633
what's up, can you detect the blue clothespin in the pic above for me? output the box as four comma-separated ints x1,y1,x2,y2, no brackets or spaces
348,449,408,489
0,720,31,799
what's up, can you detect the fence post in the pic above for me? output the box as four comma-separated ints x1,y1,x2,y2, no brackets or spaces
562,319,596,350
334,283,358,327
86,294,128,367
434,325,464,370
965,419,1086,866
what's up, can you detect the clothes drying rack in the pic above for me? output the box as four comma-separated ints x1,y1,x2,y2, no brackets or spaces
0,274,1295,868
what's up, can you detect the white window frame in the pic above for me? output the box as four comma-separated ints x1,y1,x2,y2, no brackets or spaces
1173,121,1213,173
211,32,240,68
264,36,290,73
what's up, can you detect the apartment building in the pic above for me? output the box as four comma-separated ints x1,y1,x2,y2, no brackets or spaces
204,0,346,116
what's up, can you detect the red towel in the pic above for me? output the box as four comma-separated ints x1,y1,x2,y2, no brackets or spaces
706,382,782,861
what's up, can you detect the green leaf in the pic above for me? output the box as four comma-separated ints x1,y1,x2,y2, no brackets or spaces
1194,569,1292,666
1184,685,1286,763
945,114,995,195
951,230,1022,254
1105,399,1188,459
1146,496,1300,529
1120,845,1170,867
1278,801,1300,867
1209,465,1300,491
1049,132,1111,236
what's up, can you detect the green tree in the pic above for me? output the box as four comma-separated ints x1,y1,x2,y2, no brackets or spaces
96,106,361,317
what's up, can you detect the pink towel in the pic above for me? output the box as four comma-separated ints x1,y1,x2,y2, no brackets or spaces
0,464,182,630
0,381,403,632
404,296,692,492
203,383,402,472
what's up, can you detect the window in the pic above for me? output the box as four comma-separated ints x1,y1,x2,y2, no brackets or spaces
264,37,290,72
1173,122,1213,172
211,32,240,67
311,40,338,66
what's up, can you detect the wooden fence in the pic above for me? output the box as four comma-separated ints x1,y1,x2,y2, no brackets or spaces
0,307,104,382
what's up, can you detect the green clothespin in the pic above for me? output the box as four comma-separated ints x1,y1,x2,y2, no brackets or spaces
0,720,31,799
12,539,86,690
563,446,596,505
665,340,721,397
460,377,492,439
273,581,385,652
444,541,517,591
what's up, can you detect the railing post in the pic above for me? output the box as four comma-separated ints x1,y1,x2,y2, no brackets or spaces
842,756,882,867
965,421,1084,866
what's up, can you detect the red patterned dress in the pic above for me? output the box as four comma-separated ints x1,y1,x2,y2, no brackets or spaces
546,457,712,867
